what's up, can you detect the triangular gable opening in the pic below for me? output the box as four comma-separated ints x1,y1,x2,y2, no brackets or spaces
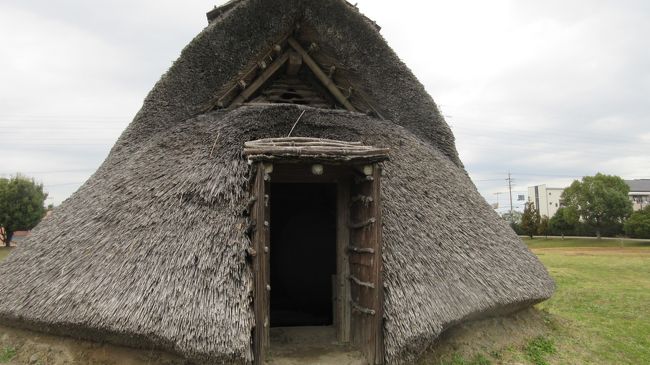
249,71,334,108
204,25,384,118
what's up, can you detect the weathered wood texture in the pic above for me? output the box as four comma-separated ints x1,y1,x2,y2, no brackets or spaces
372,165,385,364
250,75,331,107
337,179,351,343
251,163,271,365
231,52,290,107
349,163,384,364
287,38,357,112
244,138,389,164
211,33,366,112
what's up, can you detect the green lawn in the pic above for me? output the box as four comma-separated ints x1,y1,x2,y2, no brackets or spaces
523,236,650,248
533,246,650,364
0,247,13,262
432,238,650,365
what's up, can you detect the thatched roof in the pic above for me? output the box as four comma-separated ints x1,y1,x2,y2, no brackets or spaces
0,1,554,364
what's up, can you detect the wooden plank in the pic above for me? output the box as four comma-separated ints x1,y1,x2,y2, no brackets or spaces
287,38,357,112
244,147,390,157
251,163,270,365
245,155,390,165
247,137,364,145
231,52,290,107
263,165,271,351
371,164,385,364
245,145,376,151
348,163,385,364
286,51,303,76
337,179,351,343
348,170,365,348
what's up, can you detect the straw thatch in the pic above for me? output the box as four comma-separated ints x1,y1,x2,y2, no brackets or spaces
0,1,554,364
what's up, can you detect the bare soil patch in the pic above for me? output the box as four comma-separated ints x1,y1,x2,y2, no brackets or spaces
0,324,187,365
415,307,553,364
268,326,365,365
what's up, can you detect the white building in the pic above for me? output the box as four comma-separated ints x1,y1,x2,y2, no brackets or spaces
625,179,650,211
527,185,565,218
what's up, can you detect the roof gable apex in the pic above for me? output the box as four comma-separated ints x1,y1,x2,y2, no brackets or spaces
203,27,385,115
125,0,461,166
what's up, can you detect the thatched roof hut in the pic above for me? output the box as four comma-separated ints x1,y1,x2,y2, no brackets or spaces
0,1,554,364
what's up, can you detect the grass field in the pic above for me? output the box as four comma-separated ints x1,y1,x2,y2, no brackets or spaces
531,239,650,364
1,239,649,364
427,237,650,365
523,236,650,249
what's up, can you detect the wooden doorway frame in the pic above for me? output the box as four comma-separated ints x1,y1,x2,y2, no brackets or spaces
245,138,388,365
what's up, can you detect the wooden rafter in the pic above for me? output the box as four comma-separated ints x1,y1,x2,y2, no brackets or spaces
209,33,363,112
287,38,357,112
230,51,290,107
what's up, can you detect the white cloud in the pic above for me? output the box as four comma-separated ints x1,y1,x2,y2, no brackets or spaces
1,0,649,207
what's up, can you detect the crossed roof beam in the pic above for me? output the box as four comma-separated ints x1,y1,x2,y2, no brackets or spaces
206,37,357,112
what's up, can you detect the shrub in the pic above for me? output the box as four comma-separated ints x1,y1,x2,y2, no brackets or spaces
624,206,650,238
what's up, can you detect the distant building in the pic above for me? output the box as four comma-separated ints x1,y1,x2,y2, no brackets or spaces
527,184,565,218
625,179,650,211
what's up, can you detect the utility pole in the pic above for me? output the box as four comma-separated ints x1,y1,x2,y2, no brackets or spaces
506,172,514,222
494,192,503,207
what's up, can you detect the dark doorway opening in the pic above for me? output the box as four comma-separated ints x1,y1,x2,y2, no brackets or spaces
270,183,337,327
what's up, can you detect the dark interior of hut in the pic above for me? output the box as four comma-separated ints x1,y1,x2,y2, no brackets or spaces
270,183,337,327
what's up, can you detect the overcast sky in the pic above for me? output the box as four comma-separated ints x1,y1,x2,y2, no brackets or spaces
1,0,649,211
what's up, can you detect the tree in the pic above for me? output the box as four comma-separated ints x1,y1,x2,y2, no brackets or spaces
501,211,523,224
549,207,576,239
561,173,632,239
624,206,650,238
502,211,524,235
521,202,540,238
0,175,48,246
538,215,550,238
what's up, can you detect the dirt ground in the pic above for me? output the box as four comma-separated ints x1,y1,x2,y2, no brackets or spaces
268,326,365,365
0,308,550,365
415,307,552,364
0,325,187,365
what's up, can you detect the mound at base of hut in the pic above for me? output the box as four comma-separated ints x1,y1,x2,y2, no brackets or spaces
0,323,186,365
417,307,556,364
0,308,554,365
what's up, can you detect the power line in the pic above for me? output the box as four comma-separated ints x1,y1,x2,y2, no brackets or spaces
45,182,84,187
0,169,94,175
